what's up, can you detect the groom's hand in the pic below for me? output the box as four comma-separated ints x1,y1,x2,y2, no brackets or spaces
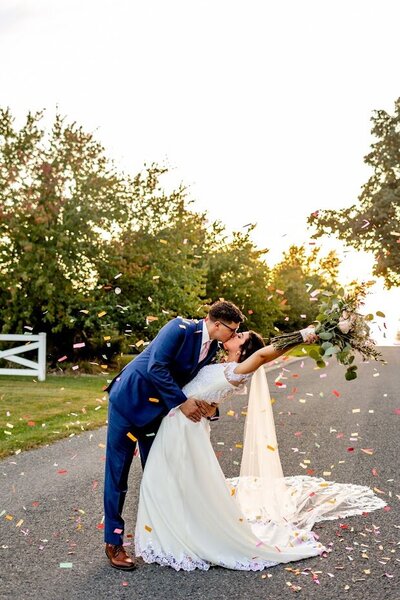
179,398,203,422
195,400,218,419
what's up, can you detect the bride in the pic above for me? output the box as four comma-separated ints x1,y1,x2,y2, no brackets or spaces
134,330,386,571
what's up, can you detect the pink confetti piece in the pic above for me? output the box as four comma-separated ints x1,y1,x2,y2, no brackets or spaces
57,355,68,362
73,342,85,349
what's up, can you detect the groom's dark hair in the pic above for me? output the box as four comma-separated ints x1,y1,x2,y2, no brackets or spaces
208,301,245,324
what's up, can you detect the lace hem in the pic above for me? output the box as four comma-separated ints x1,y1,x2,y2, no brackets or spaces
135,537,278,572
228,475,387,528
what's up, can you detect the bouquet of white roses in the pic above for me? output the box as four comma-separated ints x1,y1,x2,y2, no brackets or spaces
270,282,384,380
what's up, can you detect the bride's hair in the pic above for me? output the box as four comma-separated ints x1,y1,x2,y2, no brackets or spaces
238,331,265,363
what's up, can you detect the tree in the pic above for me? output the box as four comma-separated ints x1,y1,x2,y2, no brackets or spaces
271,245,341,331
95,167,210,345
0,109,131,355
308,98,400,288
204,224,282,338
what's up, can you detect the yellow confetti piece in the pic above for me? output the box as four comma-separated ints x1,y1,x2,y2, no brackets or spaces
135,340,144,347
103,336,111,341
226,410,235,417
241,411,247,416
127,432,137,442
235,443,243,448
373,487,385,494
5,515,13,521
97,311,107,318
148,397,160,403
78,509,85,515
231,488,236,496
319,483,329,488
159,239,168,244
267,445,276,451
144,525,152,532
16,519,23,528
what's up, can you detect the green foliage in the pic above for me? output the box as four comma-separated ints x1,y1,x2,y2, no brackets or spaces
0,109,131,351
95,166,210,342
270,245,341,331
309,97,400,288
204,224,282,338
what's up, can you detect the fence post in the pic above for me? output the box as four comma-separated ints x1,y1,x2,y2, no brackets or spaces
38,332,47,381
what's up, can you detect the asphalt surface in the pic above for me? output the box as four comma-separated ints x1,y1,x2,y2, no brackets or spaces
0,348,399,600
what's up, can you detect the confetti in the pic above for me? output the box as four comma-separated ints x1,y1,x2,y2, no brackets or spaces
73,342,85,349
332,390,341,397
148,397,160,403
97,311,107,318
144,525,152,532
127,432,137,442
59,563,73,569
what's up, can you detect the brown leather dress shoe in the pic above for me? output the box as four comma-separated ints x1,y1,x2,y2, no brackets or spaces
105,543,136,570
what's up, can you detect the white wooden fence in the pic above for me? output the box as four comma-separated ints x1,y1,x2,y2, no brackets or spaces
0,333,46,381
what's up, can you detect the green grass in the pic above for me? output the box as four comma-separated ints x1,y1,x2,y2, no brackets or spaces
0,374,115,458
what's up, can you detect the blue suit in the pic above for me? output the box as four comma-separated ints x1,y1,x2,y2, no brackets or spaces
104,317,218,545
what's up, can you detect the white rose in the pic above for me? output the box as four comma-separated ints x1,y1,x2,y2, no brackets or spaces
338,319,352,334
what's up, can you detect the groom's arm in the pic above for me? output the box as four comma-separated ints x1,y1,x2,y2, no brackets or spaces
147,320,199,416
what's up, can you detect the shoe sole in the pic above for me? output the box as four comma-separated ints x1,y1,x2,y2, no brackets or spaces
108,561,137,571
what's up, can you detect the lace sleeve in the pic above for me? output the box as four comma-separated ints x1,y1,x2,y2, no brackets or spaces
223,362,252,386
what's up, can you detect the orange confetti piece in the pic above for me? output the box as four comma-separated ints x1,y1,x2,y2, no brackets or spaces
148,397,160,403
332,390,341,397
127,432,137,442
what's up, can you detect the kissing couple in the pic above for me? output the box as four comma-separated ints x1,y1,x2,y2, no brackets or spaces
103,301,386,571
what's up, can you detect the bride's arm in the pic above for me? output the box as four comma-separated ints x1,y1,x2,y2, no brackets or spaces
234,326,318,375
233,344,288,375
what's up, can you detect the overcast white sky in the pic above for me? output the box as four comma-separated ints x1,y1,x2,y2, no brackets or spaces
1,0,399,342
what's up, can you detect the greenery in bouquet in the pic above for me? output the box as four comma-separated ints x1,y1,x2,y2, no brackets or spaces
271,282,385,380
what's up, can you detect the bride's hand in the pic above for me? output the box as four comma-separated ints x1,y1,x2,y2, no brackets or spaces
300,325,319,344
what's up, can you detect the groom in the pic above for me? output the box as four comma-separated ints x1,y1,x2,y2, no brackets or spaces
103,300,245,570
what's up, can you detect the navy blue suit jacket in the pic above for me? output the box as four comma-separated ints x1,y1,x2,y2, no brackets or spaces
107,317,218,428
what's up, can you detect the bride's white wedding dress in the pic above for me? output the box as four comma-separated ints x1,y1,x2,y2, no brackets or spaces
134,363,385,571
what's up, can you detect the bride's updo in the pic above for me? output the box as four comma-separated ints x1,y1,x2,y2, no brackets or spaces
238,331,265,363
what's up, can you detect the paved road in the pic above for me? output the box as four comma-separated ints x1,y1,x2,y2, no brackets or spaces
0,348,399,600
